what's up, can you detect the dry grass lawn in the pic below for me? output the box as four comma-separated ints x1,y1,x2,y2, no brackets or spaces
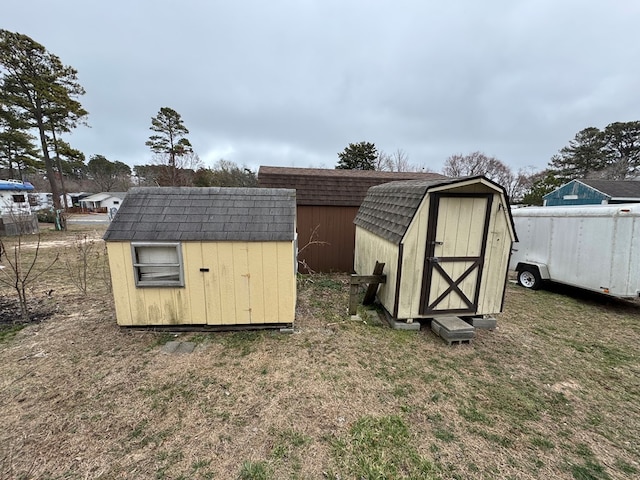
0,225,639,479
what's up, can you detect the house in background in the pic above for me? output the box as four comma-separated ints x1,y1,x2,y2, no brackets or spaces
543,179,640,206
29,192,93,211
354,176,516,322
79,192,127,212
0,179,34,216
258,166,447,273
103,187,297,328
0,179,38,235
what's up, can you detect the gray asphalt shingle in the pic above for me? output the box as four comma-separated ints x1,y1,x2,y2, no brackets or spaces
354,177,490,244
103,187,296,242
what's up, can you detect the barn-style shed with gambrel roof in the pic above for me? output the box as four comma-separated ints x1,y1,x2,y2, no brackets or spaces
354,176,516,322
103,186,297,328
258,166,447,272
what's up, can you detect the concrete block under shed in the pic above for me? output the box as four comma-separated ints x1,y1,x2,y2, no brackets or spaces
379,309,421,331
463,316,497,330
431,316,475,345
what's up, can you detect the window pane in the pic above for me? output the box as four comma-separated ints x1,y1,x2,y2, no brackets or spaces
136,246,178,264
137,265,180,282
132,244,183,287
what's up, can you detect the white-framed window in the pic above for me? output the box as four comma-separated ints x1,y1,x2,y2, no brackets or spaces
131,242,184,287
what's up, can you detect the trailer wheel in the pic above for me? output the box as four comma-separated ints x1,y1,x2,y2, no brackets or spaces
517,268,542,290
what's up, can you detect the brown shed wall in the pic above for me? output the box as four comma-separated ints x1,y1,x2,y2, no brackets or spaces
258,166,449,273
297,205,359,273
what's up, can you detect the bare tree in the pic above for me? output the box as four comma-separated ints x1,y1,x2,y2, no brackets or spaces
443,151,540,202
0,235,59,322
502,167,539,203
296,225,329,274
148,150,203,186
377,148,431,172
443,151,504,177
62,233,110,295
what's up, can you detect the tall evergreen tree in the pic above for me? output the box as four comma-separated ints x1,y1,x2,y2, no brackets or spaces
601,121,640,179
0,102,39,178
547,122,640,181
145,107,192,186
549,127,607,181
0,29,88,211
87,154,131,191
336,141,378,170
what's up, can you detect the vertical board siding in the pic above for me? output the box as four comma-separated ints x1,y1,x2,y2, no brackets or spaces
426,197,487,312
476,196,512,314
276,241,297,322
355,180,514,320
297,205,360,273
201,243,223,325
108,241,295,326
261,242,281,324
181,244,206,324
354,228,399,311
216,242,237,325
106,242,134,325
232,243,251,324
248,242,266,324
398,196,429,319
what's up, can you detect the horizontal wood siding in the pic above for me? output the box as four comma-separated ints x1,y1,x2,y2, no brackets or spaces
544,181,608,206
297,205,360,273
107,241,295,326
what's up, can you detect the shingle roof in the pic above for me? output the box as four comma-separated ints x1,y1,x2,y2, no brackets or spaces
354,177,503,244
103,187,296,242
578,179,640,199
257,166,448,206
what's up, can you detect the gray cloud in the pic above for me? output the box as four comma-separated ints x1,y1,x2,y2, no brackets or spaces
3,0,639,174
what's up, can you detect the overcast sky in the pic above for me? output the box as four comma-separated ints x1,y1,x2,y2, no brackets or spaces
3,0,640,174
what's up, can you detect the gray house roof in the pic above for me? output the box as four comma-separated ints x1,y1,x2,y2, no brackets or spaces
355,176,510,244
103,187,296,242
576,179,640,200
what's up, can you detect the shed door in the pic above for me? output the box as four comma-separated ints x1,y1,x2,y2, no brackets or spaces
420,193,492,315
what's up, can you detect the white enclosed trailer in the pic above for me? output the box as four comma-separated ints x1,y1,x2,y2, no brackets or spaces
510,204,640,297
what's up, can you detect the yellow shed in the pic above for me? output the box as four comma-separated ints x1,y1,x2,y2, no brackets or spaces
103,187,297,328
354,176,517,322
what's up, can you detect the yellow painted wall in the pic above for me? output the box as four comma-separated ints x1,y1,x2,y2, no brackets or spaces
106,241,296,326
397,196,430,319
353,228,399,311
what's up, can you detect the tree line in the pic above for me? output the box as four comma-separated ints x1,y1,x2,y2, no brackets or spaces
336,120,640,205
4,29,639,209
0,30,257,203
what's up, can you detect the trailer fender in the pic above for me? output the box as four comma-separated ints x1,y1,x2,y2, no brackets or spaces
515,263,550,290
514,262,549,280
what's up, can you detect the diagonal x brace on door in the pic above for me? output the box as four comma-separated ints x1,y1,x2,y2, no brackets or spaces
427,260,480,311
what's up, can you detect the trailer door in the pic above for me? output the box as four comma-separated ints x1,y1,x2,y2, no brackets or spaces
420,193,492,315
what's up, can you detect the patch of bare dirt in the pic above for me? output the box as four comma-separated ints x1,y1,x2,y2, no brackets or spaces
0,295,57,326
